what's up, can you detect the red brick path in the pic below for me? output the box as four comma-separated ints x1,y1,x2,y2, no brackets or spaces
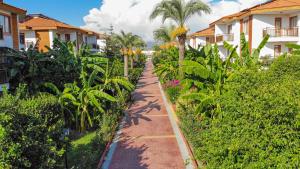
108,61,185,169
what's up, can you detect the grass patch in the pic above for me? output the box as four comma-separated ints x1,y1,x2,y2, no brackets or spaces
72,132,97,147
68,131,106,169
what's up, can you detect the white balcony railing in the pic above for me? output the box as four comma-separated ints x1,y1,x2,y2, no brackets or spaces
263,27,299,37
216,33,234,43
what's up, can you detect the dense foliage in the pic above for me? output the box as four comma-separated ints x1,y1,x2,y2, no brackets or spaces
1,37,146,168
0,86,64,169
178,56,300,168
154,33,299,167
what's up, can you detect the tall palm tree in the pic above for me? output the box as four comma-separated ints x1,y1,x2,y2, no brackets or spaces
132,37,146,69
150,0,211,79
153,24,176,43
114,31,142,77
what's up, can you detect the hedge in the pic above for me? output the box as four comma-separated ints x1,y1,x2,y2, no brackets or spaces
0,91,65,169
178,56,300,168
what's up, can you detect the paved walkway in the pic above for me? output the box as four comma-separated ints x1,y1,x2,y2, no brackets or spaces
105,61,186,169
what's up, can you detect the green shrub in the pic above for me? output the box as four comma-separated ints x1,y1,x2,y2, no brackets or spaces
129,68,143,85
178,56,300,168
166,86,181,103
0,90,65,169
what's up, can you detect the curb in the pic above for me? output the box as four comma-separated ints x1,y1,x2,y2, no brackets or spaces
99,117,126,169
158,81,195,169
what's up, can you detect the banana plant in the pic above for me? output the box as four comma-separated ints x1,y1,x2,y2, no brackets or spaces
98,58,134,102
224,33,270,68
180,44,238,117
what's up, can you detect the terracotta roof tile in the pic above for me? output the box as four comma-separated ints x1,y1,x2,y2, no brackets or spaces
0,2,26,14
191,27,214,37
211,0,300,25
19,15,77,30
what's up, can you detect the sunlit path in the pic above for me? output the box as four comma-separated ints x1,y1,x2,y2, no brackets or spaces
103,60,186,169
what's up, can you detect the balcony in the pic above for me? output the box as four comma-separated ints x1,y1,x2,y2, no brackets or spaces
263,27,299,37
216,34,234,43
263,27,299,42
206,37,215,44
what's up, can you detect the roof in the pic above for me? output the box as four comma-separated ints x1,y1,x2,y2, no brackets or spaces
211,0,300,25
19,14,107,39
190,27,214,38
19,14,79,31
250,0,300,14
0,2,26,15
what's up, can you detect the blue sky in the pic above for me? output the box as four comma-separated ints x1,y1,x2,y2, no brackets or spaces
5,0,103,26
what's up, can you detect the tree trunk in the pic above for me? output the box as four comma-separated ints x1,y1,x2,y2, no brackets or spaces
124,55,128,78
178,34,186,79
130,56,134,69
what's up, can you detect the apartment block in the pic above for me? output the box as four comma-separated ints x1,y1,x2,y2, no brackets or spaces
190,0,300,59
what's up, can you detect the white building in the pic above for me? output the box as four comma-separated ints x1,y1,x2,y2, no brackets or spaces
19,14,103,53
190,0,300,59
189,27,215,48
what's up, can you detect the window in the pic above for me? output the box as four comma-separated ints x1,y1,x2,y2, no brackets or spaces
290,16,298,28
274,45,281,57
0,25,3,40
275,18,282,36
228,24,233,34
243,20,249,34
57,33,61,40
0,15,10,33
65,34,71,41
19,33,25,44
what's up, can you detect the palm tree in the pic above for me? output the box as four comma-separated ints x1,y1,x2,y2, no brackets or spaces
131,37,146,69
153,25,176,43
114,31,142,77
150,0,211,79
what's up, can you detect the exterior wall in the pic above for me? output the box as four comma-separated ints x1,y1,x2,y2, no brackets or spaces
214,12,300,58
252,13,300,57
196,37,206,47
97,39,106,52
261,42,290,58
20,30,37,50
215,24,226,36
70,32,77,42
0,10,13,48
218,46,227,60
0,31,13,48
86,35,98,52
215,20,240,57
49,30,55,48
36,30,50,52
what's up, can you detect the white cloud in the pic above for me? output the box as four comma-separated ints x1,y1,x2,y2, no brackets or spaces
82,0,268,42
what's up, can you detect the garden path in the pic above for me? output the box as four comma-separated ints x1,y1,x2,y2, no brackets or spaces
103,60,186,169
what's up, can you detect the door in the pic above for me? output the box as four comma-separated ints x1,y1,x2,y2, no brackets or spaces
274,45,281,57
275,18,282,37
289,16,298,36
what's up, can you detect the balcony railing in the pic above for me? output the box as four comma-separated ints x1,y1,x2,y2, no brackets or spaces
263,27,299,37
216,34,234,43
206,37,215,44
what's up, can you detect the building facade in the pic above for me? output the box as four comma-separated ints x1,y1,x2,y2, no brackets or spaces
0,0,26,50
19,14,103,52
190,0,300,59
0,0,26,90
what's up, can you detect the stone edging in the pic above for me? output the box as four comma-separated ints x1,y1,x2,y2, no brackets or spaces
158,81,195,169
